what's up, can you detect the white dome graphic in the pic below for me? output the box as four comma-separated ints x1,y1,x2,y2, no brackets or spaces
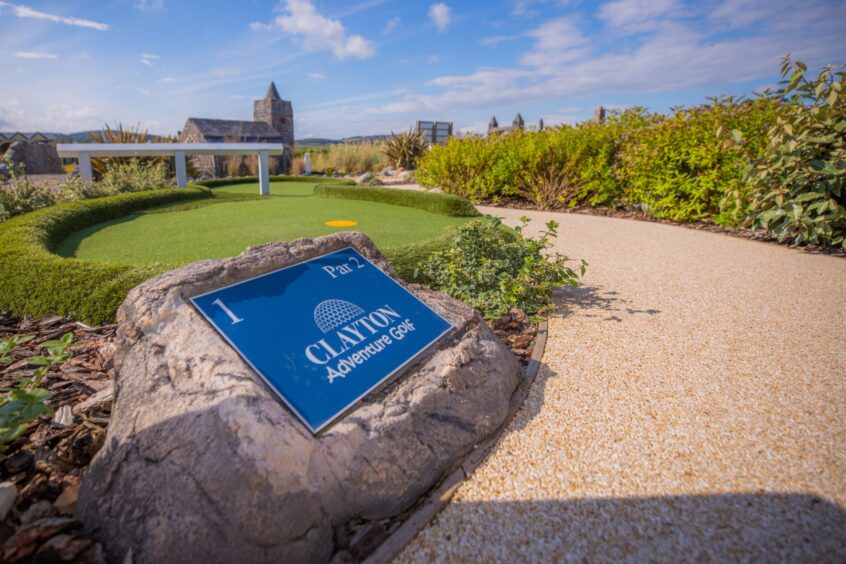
314,299,365,333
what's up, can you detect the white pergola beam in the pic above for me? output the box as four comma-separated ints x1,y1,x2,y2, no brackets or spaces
57,143,286,194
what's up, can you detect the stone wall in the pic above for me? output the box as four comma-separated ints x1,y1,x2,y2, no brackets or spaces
0,141,63,176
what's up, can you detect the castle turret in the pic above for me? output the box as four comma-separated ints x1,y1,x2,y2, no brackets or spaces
489,115,499,129
512,113,524,129
254,81,294,167
538,117,544,131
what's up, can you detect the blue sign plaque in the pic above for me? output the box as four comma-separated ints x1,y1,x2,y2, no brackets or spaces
190,247,453,433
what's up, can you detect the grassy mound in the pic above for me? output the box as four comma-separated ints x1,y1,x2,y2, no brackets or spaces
0,179,478,324
0,188,211,324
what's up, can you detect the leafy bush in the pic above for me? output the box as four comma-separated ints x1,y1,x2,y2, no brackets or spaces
416,216,585,318
382,130,428,169
416,120,626,207
0,159,58,221
88,122,183,178
98,158,173,194
737,58,846,248
313,184,479,217
617,97,779,222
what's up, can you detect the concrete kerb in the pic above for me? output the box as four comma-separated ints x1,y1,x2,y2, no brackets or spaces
364,319,550,563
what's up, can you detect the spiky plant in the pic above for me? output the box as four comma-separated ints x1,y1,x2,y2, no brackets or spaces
382,130,428,169
88,123,177,178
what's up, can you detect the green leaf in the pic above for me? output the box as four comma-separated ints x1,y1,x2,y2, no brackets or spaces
27,356,50,366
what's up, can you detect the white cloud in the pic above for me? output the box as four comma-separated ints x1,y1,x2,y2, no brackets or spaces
0,1,108,31
249,21,272,31
274,0,376,60
135,0,164,13
157,76,176,83
375,1,846,115
139,53,161,66
308,72,327,79
521,17,589,66
0,99,102,132
427,54,441,63
429,3,452,32
383,16,400,34
479,34,521,46
598,0,680,32
14,51,57,59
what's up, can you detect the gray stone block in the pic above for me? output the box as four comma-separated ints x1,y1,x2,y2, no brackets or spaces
77,232,520,563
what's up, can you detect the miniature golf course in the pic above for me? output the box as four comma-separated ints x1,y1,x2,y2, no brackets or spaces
55,179,473,266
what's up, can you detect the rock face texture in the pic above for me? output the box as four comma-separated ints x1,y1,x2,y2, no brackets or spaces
77,232,520,564
0,141,63,176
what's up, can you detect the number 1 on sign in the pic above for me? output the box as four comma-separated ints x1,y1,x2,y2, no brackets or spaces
212,299,244,325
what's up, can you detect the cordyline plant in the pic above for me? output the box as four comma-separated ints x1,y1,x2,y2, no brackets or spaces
729,57,846,249
0,332,74,460
382,130,428,169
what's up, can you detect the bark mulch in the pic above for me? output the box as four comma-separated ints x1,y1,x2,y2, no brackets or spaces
0,312,115,563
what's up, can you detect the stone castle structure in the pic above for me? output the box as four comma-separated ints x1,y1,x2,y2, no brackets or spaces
487,113,544,136
179,82,294,177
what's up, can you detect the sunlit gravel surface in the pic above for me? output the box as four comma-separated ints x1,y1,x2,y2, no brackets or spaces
399,208,846,562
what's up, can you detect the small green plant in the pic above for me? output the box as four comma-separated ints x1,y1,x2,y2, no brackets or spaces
0,331,74,459
382,130,428,169
416,217,586,318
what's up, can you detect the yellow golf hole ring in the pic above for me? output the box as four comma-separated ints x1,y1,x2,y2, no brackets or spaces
324,220,358,227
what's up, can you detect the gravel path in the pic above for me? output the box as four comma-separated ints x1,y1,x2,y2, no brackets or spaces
399,207,846,562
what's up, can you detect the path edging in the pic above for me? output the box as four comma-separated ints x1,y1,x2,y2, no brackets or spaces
364,319,550,563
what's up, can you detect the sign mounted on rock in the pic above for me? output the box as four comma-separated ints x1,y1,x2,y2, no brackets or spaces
190,247,453,433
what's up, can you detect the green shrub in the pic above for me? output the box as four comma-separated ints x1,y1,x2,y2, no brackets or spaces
617,96,778,223
416,216,585,318
99,158,173,193
313,184,480,217
0,188,211,324
737,58,846,248
382,130,428,169
416,134,514,200
195,175,354,189
0,159,58,221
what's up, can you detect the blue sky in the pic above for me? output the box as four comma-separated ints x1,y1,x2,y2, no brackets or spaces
1,0,845,138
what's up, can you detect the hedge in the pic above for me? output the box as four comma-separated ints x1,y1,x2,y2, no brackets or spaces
195,175,356,189
0,188,211,324
0,181,471,324
313,184,480,217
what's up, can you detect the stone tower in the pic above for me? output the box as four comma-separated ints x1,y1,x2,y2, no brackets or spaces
254,82,294,166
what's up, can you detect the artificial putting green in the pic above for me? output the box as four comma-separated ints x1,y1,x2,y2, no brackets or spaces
55,180,472,266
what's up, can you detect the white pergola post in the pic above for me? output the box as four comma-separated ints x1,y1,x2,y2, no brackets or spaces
78,153,93,183
174,150,187,188
258,150,270,196
304,152,311,175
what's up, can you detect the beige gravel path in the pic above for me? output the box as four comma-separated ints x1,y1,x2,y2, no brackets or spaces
399,208,846,562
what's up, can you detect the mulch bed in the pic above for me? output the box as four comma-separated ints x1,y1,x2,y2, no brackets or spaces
484,197,846,258
0,307,538,563
0,312,115,563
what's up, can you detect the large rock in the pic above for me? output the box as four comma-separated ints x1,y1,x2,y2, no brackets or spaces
0,141,63,176
77,232,520,563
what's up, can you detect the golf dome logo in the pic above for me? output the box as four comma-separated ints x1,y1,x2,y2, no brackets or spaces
313,299,365,334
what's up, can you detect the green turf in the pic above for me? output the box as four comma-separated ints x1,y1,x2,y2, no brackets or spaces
55,180,472,265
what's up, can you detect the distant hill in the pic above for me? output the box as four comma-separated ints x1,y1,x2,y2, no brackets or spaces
296,135,390,147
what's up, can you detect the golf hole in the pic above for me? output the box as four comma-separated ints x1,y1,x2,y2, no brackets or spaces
325,220,359,227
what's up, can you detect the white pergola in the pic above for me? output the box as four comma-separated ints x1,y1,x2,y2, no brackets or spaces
56,143,287,195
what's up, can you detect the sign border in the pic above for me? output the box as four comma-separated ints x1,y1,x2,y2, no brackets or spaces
188,246,454,435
